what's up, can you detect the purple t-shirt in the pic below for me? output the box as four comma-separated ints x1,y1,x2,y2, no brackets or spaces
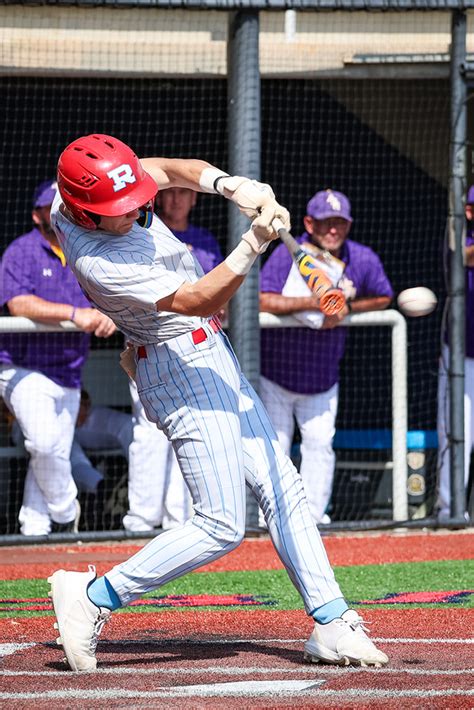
466,230,474,358
444,228,474,357
171,224,223,275
260,234,394,394
0,228,91,388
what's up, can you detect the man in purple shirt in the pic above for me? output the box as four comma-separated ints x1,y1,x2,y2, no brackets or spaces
0,179,115,535
157,186,223,274
121,187,224,533
260,189,393,525
437,185,474,521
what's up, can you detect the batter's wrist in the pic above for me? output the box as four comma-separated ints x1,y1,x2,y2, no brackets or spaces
225,240,258,275
69,306,77,322
199,168,229,194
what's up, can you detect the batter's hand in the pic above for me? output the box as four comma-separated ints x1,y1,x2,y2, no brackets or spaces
218,176,291,239
73,308,116,337
242,217,281,254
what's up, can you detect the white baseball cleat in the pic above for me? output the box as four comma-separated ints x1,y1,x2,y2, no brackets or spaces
304,609,389,667
47,565,110,671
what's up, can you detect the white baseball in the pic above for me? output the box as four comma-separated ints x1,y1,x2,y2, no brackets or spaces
397,287,437,317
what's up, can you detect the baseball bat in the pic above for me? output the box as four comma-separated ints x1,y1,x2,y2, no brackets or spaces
272,218,346,316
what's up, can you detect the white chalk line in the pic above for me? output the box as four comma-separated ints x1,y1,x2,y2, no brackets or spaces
0,687,473,700
1,665,472,677
1,636,471,660
63,637,473,645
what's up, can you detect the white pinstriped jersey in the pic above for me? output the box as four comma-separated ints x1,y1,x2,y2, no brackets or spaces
50,193,207,345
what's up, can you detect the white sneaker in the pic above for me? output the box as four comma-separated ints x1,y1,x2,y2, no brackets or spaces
318,514,331,525
304,609,389,667
48,565,111,671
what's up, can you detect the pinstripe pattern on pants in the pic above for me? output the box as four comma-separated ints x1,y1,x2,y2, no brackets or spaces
106,329,342,612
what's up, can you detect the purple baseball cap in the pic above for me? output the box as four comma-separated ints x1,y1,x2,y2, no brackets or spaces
306,189,353,223
32,179,57,208
467,185,474,205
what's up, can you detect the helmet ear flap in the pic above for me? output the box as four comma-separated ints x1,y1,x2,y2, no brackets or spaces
59,178,99,230
84,210,102,228
65,202,98,230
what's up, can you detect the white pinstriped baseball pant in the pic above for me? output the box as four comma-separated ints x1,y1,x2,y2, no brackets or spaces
0,365,79,535
106,324,343,613
124,378,192,531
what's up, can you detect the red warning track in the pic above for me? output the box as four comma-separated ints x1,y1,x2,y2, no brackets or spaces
0,530,472,579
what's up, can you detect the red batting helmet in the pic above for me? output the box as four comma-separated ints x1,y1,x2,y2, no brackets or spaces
57,134,158,229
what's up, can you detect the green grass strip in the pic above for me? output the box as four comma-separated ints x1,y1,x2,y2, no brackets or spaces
0,559,472,618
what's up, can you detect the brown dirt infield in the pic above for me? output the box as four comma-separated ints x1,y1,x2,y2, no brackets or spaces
0,530,472,708
1,607,473,709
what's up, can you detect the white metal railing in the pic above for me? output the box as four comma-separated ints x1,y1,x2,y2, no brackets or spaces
259,310,408,521
0,310,408,521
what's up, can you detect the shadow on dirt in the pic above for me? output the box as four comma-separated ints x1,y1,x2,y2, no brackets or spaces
45,638,304,670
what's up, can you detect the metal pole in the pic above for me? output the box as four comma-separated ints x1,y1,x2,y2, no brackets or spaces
227,11,261,529
391,313,408,521
448,10,467,523
227,10,261,390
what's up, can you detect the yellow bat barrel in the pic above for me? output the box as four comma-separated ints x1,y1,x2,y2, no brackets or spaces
298,254,346,316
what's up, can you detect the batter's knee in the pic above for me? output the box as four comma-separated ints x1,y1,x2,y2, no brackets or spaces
199,515,245,551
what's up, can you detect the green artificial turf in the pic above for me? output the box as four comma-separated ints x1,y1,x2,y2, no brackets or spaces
0,559,472,617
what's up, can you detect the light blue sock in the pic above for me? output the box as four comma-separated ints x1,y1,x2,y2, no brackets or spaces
87,576,122,611
311,597,349,624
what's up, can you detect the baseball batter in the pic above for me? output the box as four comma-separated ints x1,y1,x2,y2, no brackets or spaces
48,133,388,672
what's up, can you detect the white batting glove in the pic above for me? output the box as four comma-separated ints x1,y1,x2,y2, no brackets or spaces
217,176,275,215
219,176,291,239
199,169,290,239
241,218,280,254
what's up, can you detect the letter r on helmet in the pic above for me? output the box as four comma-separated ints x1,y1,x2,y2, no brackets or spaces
107,164,137,192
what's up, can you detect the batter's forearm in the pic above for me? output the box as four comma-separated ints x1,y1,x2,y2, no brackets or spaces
7,295,75,324
140,158,218,192
156,263,245,318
